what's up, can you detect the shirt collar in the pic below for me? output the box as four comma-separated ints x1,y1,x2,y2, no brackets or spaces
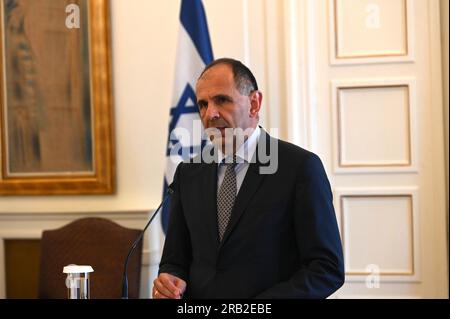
217,126,261,165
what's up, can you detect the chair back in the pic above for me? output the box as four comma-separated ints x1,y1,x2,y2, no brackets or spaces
38,217,142,299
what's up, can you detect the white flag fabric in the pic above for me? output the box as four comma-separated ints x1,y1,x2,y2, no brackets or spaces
161,0,213,232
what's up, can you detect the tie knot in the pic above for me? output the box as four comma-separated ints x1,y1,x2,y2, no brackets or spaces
223,155,238,165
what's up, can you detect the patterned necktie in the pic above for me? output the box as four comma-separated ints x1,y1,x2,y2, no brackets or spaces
217,160,237,241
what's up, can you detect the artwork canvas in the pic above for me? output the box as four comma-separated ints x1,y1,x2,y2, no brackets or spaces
0,0,114,194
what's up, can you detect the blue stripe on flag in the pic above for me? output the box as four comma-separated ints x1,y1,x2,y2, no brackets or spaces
180,0,213,65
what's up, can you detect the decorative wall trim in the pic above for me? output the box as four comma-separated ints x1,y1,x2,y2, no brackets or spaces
334,187,421,283
331,78,418,173
329,0,415,65
283,0,317,150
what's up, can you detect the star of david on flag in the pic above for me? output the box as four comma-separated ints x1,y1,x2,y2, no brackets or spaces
161,0,213,233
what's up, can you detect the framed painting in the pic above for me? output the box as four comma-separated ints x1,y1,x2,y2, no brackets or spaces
0,0,115,195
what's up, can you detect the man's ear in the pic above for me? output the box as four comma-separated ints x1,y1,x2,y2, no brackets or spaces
249,91,262,118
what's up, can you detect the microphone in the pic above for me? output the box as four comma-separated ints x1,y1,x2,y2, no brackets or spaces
121,186,174,299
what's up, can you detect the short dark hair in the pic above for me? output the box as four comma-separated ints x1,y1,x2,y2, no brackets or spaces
199,58,258,95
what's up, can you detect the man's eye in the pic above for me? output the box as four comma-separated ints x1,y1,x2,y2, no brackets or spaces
215,96,228,104
198,102,207,109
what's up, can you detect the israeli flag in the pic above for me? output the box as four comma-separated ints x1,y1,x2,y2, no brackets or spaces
162,0,213,232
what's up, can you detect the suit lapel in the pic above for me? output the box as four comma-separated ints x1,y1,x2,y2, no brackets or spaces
201,162,220,250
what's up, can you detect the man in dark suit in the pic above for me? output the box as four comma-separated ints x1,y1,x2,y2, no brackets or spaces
153,58,344,299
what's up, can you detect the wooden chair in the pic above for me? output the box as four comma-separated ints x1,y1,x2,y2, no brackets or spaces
38,217,142,299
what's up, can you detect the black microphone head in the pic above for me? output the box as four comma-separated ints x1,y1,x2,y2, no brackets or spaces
167,187,174,195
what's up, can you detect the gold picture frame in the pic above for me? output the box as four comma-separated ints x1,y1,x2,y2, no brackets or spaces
0,0,115,195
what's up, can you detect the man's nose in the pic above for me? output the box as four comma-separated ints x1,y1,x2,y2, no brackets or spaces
204,104,219,120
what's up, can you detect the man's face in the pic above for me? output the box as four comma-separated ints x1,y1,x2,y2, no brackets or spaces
196,64,260,150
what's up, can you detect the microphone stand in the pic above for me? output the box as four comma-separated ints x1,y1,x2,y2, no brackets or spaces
121,187,174,299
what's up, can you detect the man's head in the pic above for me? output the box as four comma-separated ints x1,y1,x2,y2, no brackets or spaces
195,58,262,151
199,58,259,95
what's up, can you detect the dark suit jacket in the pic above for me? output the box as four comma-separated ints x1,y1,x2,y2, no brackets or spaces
159,131,344,298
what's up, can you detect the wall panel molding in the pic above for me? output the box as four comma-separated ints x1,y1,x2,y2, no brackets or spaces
329,0,415,65
331,78,418,173
334,187,421,283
